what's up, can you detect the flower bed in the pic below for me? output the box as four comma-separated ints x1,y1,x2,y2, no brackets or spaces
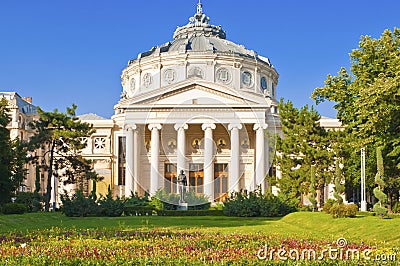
0,228,397,265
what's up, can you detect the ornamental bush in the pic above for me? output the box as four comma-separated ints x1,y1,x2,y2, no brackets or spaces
1,203,27,214
323,199,337,214
60,190,99,217
223,189,296,217
98,187,124,217
328,203,358,218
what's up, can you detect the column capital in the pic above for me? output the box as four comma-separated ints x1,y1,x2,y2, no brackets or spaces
174,123,188,131
201,123,216,131
148,124,162,131
228,123,243,131
253,123,268,130
124,123,137,131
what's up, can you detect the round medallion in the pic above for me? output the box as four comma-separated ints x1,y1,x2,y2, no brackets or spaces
163,69,176,84
143,73,153,88
216,68,231,84
261,77,267,90
242,71,253,87
188,67,204,79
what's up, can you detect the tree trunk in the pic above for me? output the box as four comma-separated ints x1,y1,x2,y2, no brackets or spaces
44,140,55,212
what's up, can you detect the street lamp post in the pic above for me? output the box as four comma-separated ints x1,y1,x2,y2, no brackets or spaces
360,147,367,211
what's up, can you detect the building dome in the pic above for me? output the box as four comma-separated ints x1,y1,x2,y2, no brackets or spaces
131,2,271,65
120,1,278,102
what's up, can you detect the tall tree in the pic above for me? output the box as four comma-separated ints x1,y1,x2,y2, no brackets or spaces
29,104,99,211
0,98,27,205
312,28,400,208
275,99,333,206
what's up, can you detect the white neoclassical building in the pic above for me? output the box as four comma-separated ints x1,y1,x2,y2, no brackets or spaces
1,3,344,205
108,2,279,202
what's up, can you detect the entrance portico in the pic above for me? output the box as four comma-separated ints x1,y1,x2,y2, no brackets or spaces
121,118,269,202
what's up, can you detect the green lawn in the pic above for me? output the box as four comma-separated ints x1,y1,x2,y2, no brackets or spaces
1,211,399,246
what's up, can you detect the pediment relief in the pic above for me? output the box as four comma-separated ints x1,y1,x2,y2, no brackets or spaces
122,80,267,107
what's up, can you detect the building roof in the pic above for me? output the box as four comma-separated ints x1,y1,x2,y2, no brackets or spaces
77,113,108,120
129,2,272,67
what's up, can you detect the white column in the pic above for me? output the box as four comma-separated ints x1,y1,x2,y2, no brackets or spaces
228,123,242,192
174,123,188,176
254,123,268,193
133,126,140,194
125,124,136,197
148,124,162,196
202,123,216,202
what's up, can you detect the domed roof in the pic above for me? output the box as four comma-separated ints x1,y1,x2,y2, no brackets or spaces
129,2,272,66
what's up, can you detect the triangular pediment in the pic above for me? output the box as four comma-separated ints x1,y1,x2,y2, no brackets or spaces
119,79,268,107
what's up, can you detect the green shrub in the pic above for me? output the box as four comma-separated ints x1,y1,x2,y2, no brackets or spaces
124,192,150,207
1,203,27,214
323,199,337,213
14,192,35,212
330,203,358,218
392,202,400,213
124,206,155,216
151,189,210,211
223,189,295,217
156,210,224,216
60,190,100,217
98,187,124,217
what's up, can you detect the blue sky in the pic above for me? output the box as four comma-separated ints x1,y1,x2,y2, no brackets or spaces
0,0,398,118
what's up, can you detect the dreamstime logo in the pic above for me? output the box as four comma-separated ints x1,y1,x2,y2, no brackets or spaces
128,82,278,206
257,238,397,262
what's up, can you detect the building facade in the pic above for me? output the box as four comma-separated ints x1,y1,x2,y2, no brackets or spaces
86,2,279,202
2,3,342,205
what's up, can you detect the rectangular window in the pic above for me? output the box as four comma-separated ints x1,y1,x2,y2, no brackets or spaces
189,163,204,195
118,136,126,186
164,163,177,194
214,163,228,200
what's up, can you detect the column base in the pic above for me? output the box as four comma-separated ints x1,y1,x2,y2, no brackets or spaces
177,202,188,211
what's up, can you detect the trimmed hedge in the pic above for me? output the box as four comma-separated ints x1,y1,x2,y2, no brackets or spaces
124,206,155,216
223,190,296,217
156,210,224,216
1,203,27,214
329,203,358,218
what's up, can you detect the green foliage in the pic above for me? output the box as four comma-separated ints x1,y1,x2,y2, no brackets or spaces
97,186,124,217
151,189,210,210
14,192,42,212
32,165,42,212
223,189,296,217
156,210,224,216
308,165,318,211
373,146,388,218
393,202,400,213
323,199,337,214
124,206,155,216
275,100,334,204
312,28,400,209
124,192,150,207
28,104,98,211
1,203,27,214
0,98,28,205
333,161,345,204
329,203,358,218
60,190,99,217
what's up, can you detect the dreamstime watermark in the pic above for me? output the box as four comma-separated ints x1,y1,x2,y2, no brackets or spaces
257,238,397,262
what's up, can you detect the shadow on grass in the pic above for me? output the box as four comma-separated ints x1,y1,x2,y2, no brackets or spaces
0,212,285,233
